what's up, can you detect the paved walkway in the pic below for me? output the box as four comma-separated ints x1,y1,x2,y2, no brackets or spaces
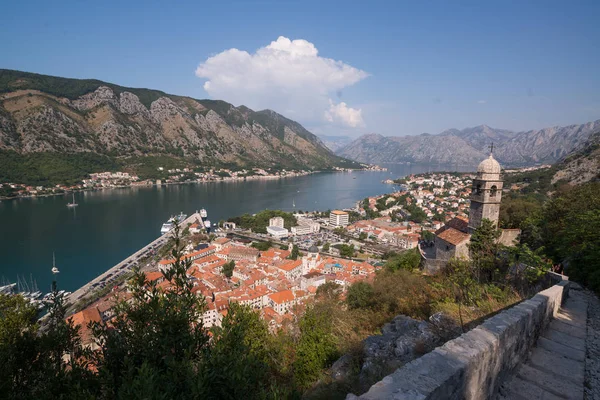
497,286,592,400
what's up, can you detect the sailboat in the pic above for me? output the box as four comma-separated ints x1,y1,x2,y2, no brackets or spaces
51,253,60,275
293,199,296,208
67,192,78,208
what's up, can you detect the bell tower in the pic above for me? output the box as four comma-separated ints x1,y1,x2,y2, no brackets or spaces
468,146,503,233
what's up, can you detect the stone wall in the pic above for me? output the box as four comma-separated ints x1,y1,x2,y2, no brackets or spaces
348,280,570,400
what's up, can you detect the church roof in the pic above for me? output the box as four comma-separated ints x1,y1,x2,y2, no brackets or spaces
477,154,501,174
437,227,470,246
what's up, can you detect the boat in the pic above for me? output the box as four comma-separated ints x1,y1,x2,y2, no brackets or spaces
293,199,296,208
200,208,208,218
204,220,211,229
67,193,78,208
51,253,60,274
160,221,174,234
160,212,187,234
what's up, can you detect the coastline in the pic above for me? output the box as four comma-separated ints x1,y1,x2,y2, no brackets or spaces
0,168,388,202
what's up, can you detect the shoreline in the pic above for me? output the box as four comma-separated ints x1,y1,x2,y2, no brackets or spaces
0,168,387,202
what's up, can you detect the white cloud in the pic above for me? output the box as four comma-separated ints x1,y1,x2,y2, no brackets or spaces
325,100,364,127
195,36,368,128
477,100,487,104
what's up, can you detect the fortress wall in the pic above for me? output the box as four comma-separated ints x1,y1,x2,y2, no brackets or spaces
349,279,570,400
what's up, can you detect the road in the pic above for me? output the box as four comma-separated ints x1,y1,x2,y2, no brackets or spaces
66,212,202,307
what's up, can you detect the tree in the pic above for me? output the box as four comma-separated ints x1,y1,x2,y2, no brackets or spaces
337,244,355,258
251,241,272,251
385,249,421,272
222,260,235,278
0,284,96,399
289,245,300,260
346,281,375,309
468,218,501,283
333,227,346,236
444,258,477,332
540,183,600,292
358,232,368,241
293,305,338,389
315,282,342,301
322,242,330,252
201,303,275,399
421,230,435,242
90,221,209,399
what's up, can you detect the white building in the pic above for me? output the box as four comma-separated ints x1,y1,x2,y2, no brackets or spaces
269,216,285,228
329,210,349,227
291,218,320,236
267,225,289,239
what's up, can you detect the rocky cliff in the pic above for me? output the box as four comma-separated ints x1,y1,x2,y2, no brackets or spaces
337,121,600,167
0,69,356,170
552,131,600,185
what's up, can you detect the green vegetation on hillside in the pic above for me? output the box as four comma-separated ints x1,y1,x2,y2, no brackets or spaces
500,181,600,293
0,150,118,186
0,69,169,108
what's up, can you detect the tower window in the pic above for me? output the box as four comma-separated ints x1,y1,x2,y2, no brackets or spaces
490,185,497,197
475,184,482,195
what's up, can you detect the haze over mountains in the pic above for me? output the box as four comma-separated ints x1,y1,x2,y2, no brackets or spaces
336,121,600,167
0,69,357,171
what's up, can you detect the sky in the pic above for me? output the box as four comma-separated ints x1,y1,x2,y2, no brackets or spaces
1,0,599,138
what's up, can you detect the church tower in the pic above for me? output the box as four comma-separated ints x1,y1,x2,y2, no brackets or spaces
468,149,503,233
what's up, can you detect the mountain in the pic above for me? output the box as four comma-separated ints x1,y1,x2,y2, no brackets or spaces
0,69,357,172
337,121,600,167
318,134,353,152
552,131,600,185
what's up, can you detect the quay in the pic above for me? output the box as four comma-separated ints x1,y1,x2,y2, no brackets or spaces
66,212,203,307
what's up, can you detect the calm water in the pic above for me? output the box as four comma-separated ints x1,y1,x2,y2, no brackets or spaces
0,164,473,292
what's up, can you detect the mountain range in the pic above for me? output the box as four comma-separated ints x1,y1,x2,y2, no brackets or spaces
0,69,358,172
336,121,600,167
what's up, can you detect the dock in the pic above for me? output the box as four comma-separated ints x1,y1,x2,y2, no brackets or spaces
66,212,203,307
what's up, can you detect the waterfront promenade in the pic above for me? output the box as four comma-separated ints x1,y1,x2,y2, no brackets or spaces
65,212,202,307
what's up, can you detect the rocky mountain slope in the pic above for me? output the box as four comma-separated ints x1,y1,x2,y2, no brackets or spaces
337,121,600,167
552,131,600,185
0,69,356,170
318,134,353,152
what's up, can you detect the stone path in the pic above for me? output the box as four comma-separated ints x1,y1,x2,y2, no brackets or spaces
497,285,597,400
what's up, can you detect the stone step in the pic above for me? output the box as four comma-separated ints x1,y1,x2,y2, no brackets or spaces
537,337,585,362
529,346,584,385
516,364,583,400
542,328,586,352
548,320,587,339
500,376,565,400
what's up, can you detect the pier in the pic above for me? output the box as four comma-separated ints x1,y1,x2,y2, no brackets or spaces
66,212,203,307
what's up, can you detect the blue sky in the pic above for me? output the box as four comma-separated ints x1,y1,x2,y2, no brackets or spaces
1,0,599,137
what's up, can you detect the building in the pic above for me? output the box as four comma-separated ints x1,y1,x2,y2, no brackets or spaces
268,290,296,315
424,150,520,273
291,217,321,236
329,210,349,227
267,225,289,239
269,216,285,229
300,271,326,290
468,153,504,233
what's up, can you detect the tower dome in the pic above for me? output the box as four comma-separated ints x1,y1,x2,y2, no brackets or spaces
477,154,501,175
308,244,319,254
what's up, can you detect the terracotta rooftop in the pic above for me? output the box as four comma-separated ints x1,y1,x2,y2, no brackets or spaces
437,227,470,246
269,290,295,304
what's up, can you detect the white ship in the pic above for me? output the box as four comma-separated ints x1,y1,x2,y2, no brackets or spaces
160,212,187,234
200,208,208,218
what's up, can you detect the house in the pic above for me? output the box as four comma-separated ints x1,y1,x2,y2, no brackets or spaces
268,290,296,315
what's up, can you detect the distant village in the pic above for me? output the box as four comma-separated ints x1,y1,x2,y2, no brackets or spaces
0,165,385,199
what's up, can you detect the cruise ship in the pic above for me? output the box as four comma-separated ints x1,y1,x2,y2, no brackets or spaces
160,212,187,235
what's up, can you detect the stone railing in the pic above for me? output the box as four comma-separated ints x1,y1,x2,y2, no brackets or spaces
348,279,570,400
